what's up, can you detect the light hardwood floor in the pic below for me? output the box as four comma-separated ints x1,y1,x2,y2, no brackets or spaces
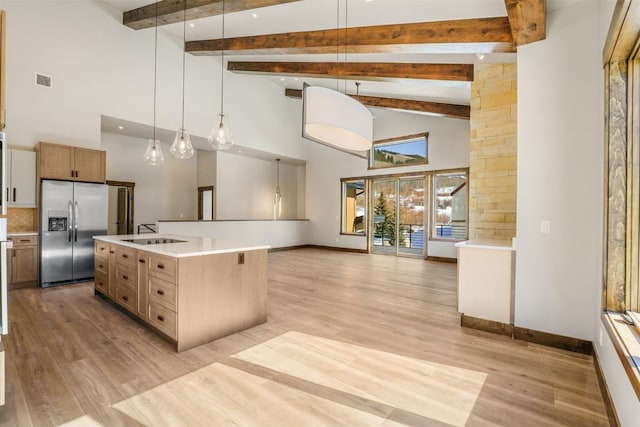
0,248,609,426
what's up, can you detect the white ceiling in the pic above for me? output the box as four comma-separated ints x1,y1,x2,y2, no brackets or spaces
97,0,572,157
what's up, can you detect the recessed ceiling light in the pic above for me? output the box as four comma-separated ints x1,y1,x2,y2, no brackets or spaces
238,149,243,153
476,53,485,61
294,77,298,81
118,125,124,130
252,13,258,18
280,77,285,82
190,23,195,28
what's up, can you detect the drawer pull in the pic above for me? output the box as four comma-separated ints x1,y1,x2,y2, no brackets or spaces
19,239,30,243
98,281,104,287
157,315,165,322
157,289,165,296
122,275,128,280
157,263,165,270
122,295,129,302
98,264,103,268
110,251,115,254
122,254,129,259
139,259,146,264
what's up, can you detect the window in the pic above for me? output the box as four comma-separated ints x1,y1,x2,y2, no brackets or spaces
432,172,467,241
370,133,428,169
341,179,366,235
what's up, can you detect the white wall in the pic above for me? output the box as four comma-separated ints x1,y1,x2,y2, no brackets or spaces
304,107,470,252
516,0,604,341
102,132,197,225
157,220,309,249
518,1,640,423
216,153,305,220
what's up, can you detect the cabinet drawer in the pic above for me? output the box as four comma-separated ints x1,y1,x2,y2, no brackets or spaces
94,271,108,295
115,246,136,267
115,264,136,288
94,254,109,276
95,241,110,255
116,284,137,313
149,275,177,311
10,236,36,246
149,254,177,282
148,302,177,339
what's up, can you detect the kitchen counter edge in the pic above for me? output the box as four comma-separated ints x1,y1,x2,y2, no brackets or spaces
93,234,270,258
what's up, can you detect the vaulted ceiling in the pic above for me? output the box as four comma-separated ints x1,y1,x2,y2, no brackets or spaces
102,0,547,119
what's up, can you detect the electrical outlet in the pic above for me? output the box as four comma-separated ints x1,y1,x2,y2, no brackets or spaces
540,220,551,234
238,253,245,265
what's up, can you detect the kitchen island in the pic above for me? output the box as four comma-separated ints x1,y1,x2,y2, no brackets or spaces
93,234,269,352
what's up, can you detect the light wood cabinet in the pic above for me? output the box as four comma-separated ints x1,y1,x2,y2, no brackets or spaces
8,235,38,289
5,148,36,207
36,142,106,183
94,239,268,352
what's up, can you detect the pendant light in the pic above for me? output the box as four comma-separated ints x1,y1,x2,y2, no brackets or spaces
144,1,164,166
208,0,234,151
273,158,283,219
301,0,372,154
170,0,194,159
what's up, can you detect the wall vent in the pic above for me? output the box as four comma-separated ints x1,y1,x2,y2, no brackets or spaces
35,73,52,88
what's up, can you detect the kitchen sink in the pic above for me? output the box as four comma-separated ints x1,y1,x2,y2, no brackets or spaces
121,238,187,245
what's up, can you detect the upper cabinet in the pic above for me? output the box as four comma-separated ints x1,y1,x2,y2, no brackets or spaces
36,141,106,183
6,148,36,207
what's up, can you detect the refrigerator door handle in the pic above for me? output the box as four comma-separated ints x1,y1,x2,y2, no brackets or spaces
74,201,79,242
68,202,73,242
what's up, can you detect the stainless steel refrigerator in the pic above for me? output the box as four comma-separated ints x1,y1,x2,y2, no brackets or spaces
40,179,107,287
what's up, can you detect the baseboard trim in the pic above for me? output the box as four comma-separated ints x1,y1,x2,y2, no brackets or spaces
426,256,457,264
304,245,368,254
460,314,593,355
513,327,593,355
461,314,513,337
593,349,621,427
268,245,309,253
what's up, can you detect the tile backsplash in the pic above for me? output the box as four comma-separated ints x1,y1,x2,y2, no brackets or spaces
6,208,37,233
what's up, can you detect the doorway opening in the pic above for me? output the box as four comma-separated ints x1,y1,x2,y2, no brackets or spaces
107,180,135,234
198,186,214,220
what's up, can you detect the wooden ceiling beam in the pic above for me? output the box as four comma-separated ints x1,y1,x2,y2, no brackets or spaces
123,0,301,30
285,89,470,120
187,17,515,55
504,0,546,45
228,62,474,82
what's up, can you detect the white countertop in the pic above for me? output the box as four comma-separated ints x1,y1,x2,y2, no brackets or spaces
93,234,270,258
455,239,515,251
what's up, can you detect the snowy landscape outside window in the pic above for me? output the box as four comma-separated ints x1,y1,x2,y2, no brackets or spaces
432,173,467,241
369,133,428,169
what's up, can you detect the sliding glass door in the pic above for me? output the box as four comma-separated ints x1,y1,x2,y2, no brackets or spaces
371,176,425,257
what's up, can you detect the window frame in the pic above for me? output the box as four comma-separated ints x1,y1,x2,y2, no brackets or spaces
368,132,429,170
340,178,367,236
430,171,468,242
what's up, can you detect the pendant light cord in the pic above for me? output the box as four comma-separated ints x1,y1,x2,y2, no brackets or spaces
153,0,158,143
220,0,225,115
181,0,186,130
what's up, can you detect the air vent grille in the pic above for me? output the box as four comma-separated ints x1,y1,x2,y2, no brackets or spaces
35,73,52,88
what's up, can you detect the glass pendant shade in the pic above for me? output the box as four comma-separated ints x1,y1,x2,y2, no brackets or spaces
208,113,234,151
143,139,165,166
273,158,283,219
273,188,282,219
170,128,194,159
